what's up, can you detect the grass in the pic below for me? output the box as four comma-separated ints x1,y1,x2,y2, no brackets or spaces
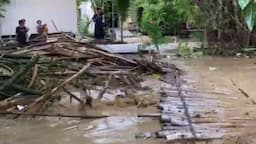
162,36,177,43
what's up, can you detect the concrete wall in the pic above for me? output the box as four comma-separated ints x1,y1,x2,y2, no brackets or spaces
79,1,95,34
1,0,78,35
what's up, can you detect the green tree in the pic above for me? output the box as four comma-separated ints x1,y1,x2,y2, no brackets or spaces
142,11,163,52
134,0,200,34
238,0,256,31
0,0,10,17
116,0,130,42
194,0,255,54
133,0,199,52
0,0,10,41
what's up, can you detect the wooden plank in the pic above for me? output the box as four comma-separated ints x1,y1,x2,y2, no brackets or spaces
165,131,223,141
160,97,222,103
161,115,189,126
161,115,217,124
0,112,108,119
158,128,225,141
160,105,221,114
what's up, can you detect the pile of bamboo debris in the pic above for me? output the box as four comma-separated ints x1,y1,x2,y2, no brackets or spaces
157,70,226,142
0,35,170,116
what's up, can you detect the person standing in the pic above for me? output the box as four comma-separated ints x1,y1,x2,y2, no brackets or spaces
42,24,49,41
36,20,48,41
16,19,29,46
43,24,48,34
36,20,44,34
93,8,105,43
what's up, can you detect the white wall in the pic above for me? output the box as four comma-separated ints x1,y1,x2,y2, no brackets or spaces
79,1,95,34
1,0,78,35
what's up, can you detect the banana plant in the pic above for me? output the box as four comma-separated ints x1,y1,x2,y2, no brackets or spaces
116,0,130,42
238,0,256,31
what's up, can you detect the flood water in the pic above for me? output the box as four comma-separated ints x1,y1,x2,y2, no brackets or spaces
1,56,256,144
0,116,162,144
0,75,163,144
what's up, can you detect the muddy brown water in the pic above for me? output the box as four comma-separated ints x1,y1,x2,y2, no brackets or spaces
0,117,163,144
0,75,164,144
1,56,256,144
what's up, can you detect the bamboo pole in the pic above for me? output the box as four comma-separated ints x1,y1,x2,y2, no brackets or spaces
0,55,39,92
0,112,108,119
26,62,93,113
0,112,162,119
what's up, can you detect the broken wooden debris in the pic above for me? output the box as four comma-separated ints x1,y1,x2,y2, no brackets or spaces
63,87,83,105
137,113,161,118
158,66,229,142
0,56,39,93
158,130,224,142
26,63,93,113
231,79,256,104
97,75,113,100
0,34,168,117
158,73,256,142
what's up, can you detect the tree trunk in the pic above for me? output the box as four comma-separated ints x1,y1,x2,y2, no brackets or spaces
0,18,2,43
90,0,97,12
246,32,251,47
120,19,124,42
217,0,222,54
233,0,239,31
203,25,208,50
200,0,251,54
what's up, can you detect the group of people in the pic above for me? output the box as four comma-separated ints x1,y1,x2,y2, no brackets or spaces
16,19,48,46
16,8,106,46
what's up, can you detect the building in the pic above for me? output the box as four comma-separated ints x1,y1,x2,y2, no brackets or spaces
0,0,78,37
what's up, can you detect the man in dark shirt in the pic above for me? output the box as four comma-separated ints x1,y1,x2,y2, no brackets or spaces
16,19,29,46
93,8,105,43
